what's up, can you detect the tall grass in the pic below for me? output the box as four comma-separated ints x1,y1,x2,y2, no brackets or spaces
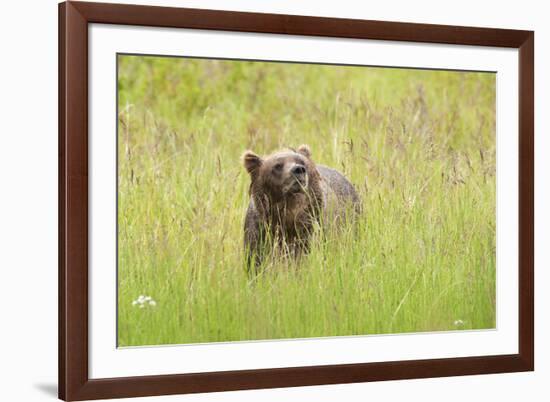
117,55,496,346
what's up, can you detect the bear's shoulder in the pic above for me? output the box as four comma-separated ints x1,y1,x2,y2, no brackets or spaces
317,165,360,205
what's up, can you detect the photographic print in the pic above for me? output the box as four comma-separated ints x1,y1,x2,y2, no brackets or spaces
116,55,496,347
59,4,533,398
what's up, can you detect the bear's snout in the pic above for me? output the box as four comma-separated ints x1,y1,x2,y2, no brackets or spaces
291,164,306,176
284,162,308,194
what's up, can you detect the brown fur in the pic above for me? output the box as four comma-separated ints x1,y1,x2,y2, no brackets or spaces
242,145,360,271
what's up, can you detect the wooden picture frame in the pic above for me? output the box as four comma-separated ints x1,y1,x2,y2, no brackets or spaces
59,1,534,400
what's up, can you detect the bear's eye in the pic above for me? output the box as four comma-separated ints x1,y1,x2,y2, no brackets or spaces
273,163,283,172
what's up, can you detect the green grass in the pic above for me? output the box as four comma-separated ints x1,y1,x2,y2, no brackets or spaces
117,55,496,346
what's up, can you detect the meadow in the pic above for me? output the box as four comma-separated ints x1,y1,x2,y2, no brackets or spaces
117,55,496,346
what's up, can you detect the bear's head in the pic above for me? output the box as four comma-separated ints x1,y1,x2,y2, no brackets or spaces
242,145,322,207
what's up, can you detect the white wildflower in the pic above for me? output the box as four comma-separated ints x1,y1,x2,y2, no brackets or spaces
454,319,465,327
132,295,157,309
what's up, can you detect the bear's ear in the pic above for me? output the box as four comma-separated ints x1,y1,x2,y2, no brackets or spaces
242,150,263,177
297,144,312,159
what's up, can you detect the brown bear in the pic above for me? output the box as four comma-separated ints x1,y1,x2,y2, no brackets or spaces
242,144,360,270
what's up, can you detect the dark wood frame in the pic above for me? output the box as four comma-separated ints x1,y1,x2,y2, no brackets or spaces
59,1,534,400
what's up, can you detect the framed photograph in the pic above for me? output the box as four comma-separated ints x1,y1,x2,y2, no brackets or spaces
59,1,534,400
